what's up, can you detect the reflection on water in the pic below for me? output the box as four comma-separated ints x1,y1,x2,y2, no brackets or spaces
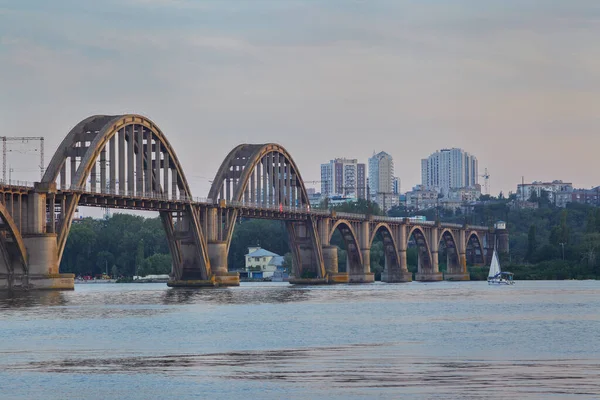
0,290,67,308
8,344,600,398
161,286,310,305
1,281,600,399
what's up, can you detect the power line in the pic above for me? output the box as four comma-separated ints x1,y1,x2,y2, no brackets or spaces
1,136,44,181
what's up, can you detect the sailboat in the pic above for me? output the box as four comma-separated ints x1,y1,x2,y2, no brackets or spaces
487,248,515,285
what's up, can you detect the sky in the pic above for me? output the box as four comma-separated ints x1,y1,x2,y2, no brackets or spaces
1,0,599,199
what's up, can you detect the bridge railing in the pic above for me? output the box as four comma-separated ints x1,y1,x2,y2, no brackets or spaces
442,223,464,229
469,225,489,231
371,215,405,223
224,200,322,214
335,212,367,220
67,185,213,204
0,180,36,189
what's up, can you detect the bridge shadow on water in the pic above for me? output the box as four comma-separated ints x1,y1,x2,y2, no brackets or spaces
161,285,311,305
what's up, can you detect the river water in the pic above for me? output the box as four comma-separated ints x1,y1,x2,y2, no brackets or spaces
1,281,599,399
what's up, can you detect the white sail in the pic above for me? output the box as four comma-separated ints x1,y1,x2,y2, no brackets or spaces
488,249,501,278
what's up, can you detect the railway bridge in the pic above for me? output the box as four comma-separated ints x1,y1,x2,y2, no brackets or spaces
0,114,507,290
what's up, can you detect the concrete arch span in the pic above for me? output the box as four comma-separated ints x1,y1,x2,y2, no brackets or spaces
467,231,485,266
407,226,442,281
369,223,410,282
207,143,324,281
438,228,459,270
42,114,210,282
328,219,364,280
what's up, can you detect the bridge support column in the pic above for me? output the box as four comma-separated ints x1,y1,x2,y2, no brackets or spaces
381,249,413,282
415,226,443,282
23,234,74,290
322,245,347,283
349,221,374,283
14,184,74,290
444,230,470,281
208,241,239,287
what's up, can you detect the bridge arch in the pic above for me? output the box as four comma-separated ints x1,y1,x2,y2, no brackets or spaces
209,143,324,279
407,226,433,273
466,231,485,265
0,202,28,287
43,114,210,281
438,228,460,271
369,223,401,278
328,220,363,276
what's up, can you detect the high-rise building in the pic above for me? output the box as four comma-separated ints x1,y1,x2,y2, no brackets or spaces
320,158,366,199
368,151,398,211
421,148,478,195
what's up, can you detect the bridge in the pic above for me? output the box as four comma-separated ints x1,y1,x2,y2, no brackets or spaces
0,114,508,290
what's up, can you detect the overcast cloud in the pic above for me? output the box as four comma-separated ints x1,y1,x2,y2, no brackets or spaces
1,0,599,196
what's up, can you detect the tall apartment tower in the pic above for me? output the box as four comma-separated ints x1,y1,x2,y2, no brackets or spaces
368,151,397,210
320,158,366,199
421,148,478,195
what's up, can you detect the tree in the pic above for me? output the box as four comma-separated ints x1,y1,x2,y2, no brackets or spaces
549,210,570,246
282,252,294,274
526,225,537,262
138,253,172,276
135,240,145,276
369,240,385,279
528,191,539,203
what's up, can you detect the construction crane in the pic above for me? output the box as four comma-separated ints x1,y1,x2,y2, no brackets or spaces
480,168,490,195
1,136,45,182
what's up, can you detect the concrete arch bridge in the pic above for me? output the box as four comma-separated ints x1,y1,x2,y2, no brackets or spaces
0,115,507,290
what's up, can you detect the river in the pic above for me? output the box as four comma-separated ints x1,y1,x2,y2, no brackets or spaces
1,281,599,399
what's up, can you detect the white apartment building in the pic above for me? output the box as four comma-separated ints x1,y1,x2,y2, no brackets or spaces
368,151,399,211
320,158,366,199
421,148,478,195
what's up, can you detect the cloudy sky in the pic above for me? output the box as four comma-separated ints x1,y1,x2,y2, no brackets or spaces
1,0,599,197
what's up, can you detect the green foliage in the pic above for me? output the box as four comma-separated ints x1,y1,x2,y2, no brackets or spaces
282,252,294,274
61,214,170,277
526,225,537,262
138,253,171,276
333,199,384,216
369,240,385,279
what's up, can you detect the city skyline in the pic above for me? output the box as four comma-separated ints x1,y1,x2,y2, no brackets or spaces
1,1,599,198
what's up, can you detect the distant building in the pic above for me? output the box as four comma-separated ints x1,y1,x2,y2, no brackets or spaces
560,187,600,208
320,158,366,199
446,186,482,202
244,247,283,279
516,180,573,203
392,177,400,195
405,185,438,211
421,148,478,195
368,151,398,211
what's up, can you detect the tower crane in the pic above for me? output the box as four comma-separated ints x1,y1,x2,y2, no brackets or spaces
479,168,490,195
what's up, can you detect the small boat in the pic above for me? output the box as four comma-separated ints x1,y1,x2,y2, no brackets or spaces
487,248,515,285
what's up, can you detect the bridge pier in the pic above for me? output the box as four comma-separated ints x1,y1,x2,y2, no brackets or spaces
381,249,413,282
348,222,374,283
322,245,348,283
23,234,74,290
444,249,470,281
207,241,239,287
